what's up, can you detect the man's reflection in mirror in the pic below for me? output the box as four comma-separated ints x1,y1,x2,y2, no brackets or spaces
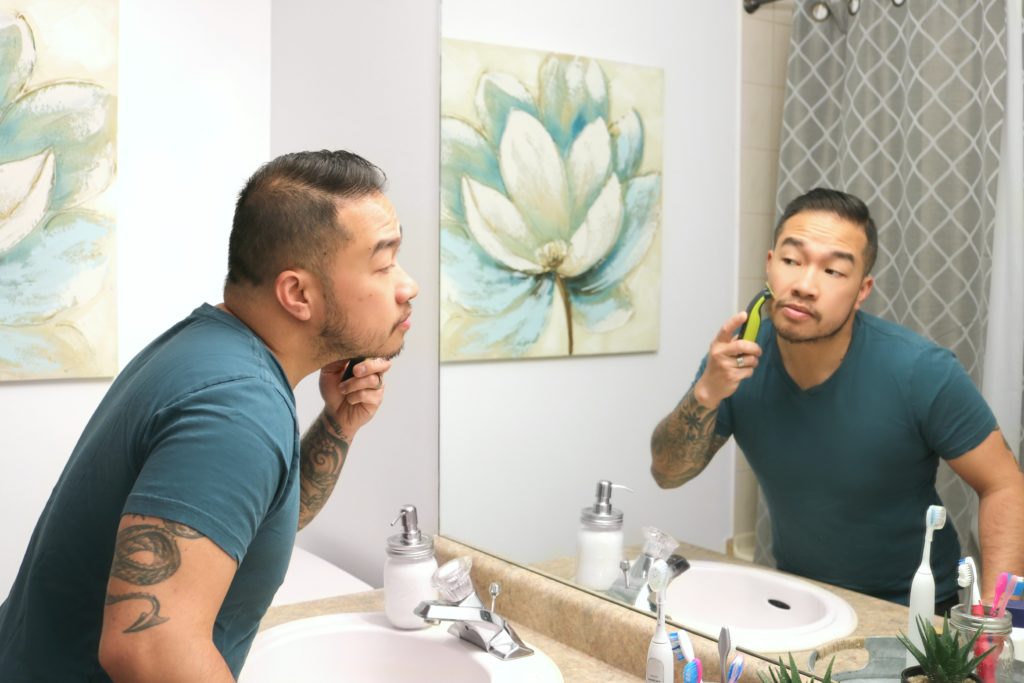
651,188,1024,614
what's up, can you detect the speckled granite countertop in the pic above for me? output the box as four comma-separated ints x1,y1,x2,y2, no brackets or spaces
258,537,915,682
531,539,916,678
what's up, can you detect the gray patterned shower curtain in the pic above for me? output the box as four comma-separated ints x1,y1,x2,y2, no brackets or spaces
755,0,1023,572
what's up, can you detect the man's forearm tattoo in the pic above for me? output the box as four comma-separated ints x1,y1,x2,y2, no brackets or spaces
106,519,204,633
650,389,728,487
298,412,350,530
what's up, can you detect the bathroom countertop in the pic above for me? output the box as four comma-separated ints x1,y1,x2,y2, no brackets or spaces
531,540,917,678
258,538,916,682
259,588,643,682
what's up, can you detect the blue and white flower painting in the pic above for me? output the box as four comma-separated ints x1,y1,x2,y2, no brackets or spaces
441,39,663,360
0,1,117,381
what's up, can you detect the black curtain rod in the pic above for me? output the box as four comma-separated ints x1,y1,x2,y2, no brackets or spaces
744,0,783,14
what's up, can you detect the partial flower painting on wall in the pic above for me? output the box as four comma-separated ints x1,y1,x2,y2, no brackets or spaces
441,39,663,361
0,1,117,381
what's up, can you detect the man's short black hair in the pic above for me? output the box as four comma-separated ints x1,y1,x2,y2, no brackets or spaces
227,150,387,286
774,187,879,275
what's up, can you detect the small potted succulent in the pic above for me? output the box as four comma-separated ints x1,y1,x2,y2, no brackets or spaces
897,614,994,683
759,652,834,683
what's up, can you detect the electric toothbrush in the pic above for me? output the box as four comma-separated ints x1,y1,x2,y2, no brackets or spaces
906,505,946,667
646,559,674,683
958,557,981,608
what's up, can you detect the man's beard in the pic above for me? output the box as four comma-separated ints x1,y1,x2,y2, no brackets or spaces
315,290,404,363
772,299,857,345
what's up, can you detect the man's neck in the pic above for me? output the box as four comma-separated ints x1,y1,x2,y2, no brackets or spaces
775,320,856,391
217,300,311,389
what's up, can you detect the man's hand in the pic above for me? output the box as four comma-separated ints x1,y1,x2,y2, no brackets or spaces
693,311,763,409
297,357,392,530
319,357,392,439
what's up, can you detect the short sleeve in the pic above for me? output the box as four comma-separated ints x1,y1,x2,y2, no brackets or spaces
124,378,297,562
911,346,997,460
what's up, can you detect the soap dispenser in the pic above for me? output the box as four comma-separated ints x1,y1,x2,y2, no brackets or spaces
384,504,437,629
575,480,632,590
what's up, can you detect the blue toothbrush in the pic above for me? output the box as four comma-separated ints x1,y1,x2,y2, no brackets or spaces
727,655,744,683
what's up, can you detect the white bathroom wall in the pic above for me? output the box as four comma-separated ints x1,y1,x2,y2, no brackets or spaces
0,1,272,598
439,1,742,563
270,0,441,587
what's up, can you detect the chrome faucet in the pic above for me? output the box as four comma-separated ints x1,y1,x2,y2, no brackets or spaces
606,526,690,609
413,558,534,660
608,551,690,609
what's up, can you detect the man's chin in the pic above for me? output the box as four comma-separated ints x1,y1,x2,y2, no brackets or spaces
347,341,405,364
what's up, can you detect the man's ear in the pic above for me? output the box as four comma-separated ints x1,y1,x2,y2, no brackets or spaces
855,274,874,310
274,269,316,322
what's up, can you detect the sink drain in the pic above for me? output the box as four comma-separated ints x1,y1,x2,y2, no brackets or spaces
767,598,792,610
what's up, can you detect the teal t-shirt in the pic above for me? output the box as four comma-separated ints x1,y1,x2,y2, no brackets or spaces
700,311,995,604
0,304,300,681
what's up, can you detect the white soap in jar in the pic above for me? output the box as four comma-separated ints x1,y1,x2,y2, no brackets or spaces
383,505,437,629
575,480,631,591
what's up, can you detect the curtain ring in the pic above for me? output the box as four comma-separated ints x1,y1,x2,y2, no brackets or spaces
848,0,860,15
810,2,831,22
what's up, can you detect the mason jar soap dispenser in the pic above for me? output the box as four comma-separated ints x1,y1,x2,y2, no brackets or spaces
575,480,632,590
383,504,437,629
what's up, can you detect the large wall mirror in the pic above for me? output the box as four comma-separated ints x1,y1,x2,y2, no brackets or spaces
439,0,751,646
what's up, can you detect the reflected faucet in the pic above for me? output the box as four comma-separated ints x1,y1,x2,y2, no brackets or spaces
413,557,534,660
606,527,690,609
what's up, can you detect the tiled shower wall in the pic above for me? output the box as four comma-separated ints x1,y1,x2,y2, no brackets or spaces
732,0,794,556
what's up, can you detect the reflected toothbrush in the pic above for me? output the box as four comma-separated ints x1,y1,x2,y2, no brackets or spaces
958,557,982,608
992,572,1009,614
994,573,1018,617
906,505,946,667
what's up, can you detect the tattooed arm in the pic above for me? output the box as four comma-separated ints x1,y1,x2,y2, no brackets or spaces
296,356,392,530
298,411,350,530
650,387,729,488
99,515,237,682
651,310,763,488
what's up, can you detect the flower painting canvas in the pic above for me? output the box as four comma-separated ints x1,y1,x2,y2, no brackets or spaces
441,39,663,361
0,0,117,381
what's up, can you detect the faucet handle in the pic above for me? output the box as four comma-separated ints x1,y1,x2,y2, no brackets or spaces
488,582,501,612
620,559,631,588
432,557,476,603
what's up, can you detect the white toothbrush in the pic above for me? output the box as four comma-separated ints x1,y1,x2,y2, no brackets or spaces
958,557,981,607
906,505,946,667
646,559,674,683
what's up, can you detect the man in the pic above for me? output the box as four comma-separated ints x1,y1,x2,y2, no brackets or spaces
651,187,1024,611
0,150,419,681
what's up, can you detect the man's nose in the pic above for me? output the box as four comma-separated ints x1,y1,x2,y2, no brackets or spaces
396,264,419,302
791,268,819,299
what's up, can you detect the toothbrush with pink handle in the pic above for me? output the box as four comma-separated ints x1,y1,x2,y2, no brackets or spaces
995,574,1018,617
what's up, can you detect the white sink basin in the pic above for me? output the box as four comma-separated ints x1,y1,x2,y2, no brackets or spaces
239,612,563,683
664,561,857,653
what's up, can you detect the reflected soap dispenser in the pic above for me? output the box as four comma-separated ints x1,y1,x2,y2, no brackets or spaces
575,480,632,590
384,504,437,629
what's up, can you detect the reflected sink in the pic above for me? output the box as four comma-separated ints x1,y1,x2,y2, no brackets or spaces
239,612,563,683
663,560,857,653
